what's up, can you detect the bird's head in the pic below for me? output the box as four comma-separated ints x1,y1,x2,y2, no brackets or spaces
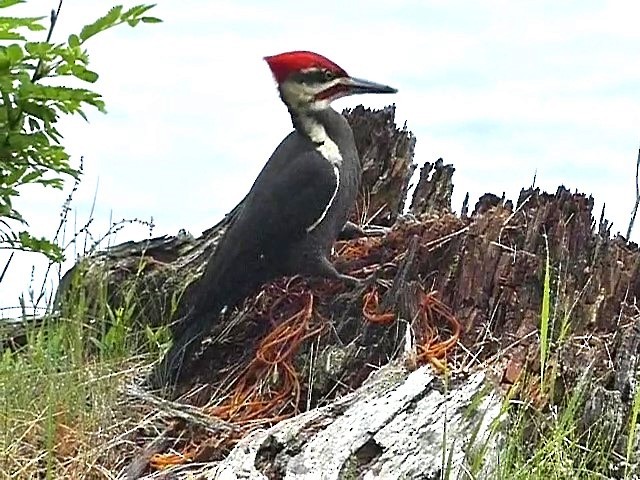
264,51,397,111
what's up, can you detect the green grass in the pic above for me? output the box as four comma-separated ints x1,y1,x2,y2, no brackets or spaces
492,252,610,480
539,233,551,389
1,235,638,478
464,248,639,480
0,260,169,478
492,374,613,479
625,382,640,479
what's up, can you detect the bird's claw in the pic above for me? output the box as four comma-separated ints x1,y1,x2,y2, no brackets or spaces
360,225,391,237
339,222,391,241
340,270,379,290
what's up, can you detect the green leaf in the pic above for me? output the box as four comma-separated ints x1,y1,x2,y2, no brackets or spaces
5,208,24,223
0,0,25,8
122,4,155,20
0,31,23,40
17,231,63,262
21,170,42,184
71,65,99,83
27,117,39,131
20,83,106,114
76,107,88,121
68,33,80,48
0,16,46,31
54,63,71,75
39,178,65,189
0,53,10,74
140,16,162,24
24,41,52,58
4,164,26,184
79,5,123,42
21,100,57,124
5,43,23,63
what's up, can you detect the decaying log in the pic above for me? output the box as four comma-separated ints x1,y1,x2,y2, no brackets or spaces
409,158,455,215
32,106,640,478
145,366,502,480
343,105,416,226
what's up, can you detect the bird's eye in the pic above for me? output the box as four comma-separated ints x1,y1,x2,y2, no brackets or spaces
323,70,336,81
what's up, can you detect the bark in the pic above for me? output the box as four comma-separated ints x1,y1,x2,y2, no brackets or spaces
39,106,640,478
147,366,502,480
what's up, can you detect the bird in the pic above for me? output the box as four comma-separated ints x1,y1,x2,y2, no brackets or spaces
151,51,397,390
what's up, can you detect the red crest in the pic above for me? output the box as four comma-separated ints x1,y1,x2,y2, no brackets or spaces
264,51,348,84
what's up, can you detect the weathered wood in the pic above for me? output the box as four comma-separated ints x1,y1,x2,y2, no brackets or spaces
148,366,502,480
409,158,455,215
121,187,639,476
28,107,640,477
344,105,416,226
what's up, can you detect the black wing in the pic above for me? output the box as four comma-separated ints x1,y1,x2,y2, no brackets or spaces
151,146,338,390
195,145,337,302
222,147,338,256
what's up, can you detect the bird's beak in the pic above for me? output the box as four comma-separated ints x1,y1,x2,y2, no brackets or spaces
340,76,398,95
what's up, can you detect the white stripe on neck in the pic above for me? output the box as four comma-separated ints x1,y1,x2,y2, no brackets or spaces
299,115,342,232
307,165,340,232
299,115,343,167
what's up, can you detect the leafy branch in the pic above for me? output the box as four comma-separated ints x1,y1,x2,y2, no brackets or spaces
0,1,160,262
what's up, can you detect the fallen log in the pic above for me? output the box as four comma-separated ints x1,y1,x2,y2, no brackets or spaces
179,366,502,480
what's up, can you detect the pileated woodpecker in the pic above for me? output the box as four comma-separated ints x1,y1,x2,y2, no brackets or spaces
152,51,396,389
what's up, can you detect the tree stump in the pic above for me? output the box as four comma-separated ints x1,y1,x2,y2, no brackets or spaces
49,106,640,479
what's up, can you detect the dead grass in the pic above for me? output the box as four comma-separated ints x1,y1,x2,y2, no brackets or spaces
0,351,150,478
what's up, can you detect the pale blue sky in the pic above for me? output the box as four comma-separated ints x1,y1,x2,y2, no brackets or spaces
2,0,639,312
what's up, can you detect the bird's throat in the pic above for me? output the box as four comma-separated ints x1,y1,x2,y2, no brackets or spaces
293,110,343,167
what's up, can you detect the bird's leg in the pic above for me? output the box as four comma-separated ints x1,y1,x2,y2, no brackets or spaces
314,254,362,286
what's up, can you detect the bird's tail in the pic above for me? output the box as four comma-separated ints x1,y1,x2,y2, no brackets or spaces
148,240,263,393
148,303,220,393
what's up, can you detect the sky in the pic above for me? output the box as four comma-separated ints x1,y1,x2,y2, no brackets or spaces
1,0,639,314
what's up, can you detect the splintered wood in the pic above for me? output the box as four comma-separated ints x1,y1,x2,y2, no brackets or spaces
148,227,465,470
52,107,640,477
